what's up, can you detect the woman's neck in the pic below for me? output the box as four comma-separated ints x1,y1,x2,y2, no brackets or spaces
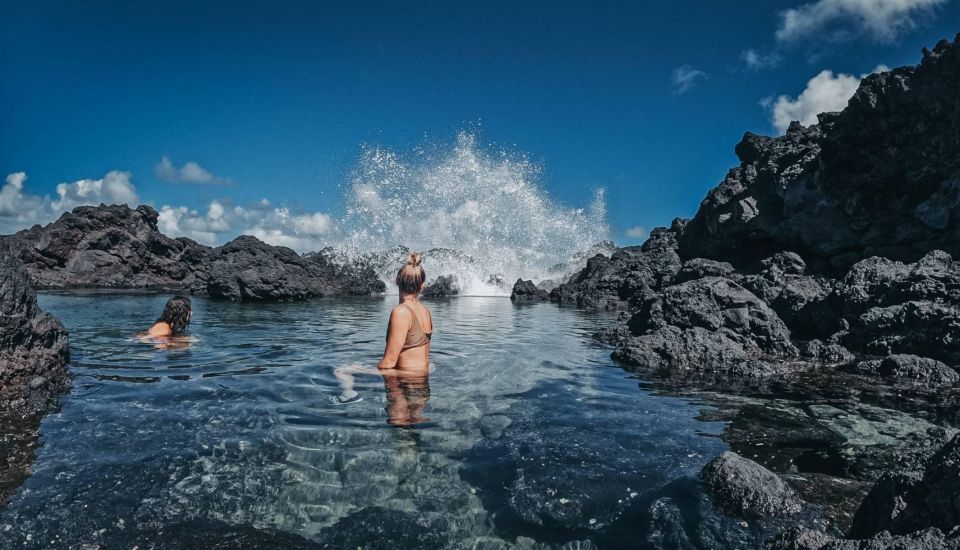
400,294,419,303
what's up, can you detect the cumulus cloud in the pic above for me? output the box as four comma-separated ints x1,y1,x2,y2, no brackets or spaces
158,199,335,252
670,65,707,95
776,0,946,44
766,65,888,133
155,156,230,185
741,49,783,71
0,171,139,235
625,226,647,239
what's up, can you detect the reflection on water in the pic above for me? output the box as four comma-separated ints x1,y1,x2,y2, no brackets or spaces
384,374,431,427
0,293,730,548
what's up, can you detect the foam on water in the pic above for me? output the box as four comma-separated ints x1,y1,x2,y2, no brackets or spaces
334,132,609,295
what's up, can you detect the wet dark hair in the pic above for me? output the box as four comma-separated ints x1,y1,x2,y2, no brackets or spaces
396,253,425,295
158,296,192,335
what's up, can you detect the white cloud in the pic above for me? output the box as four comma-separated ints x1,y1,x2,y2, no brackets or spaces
0,171,139,235
157,200,336,252
741,49,782,71
670,65,707,95
625,226,647,239
776,0,946,44
766,65,888,133
155,156,230,185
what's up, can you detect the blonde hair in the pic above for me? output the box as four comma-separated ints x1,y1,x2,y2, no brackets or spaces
396,253,426,295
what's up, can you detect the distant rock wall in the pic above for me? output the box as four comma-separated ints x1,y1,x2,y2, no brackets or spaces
2,204,385,301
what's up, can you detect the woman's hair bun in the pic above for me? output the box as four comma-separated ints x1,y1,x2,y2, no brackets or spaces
407,252,423,268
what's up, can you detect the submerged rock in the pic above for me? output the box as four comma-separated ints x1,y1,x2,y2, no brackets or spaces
4,204,209,289
0,243,70,416
422,274,460,298
511,279,549,301
193,235,384,301
700,451,803,519
841,355,959,387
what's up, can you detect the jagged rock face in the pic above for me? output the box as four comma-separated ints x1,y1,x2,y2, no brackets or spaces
550,242,681,310
421,275,459,298
0,244,70,416
193,236,385,301
700,451,803,519
679,36,960,272
611,277,799,377
832,251,960,367
510,279,549,301
5,204,210,289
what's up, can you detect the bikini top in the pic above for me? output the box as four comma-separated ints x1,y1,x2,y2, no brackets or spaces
400,302,432,350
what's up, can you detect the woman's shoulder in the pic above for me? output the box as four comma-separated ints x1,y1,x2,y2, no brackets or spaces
147,321,172,337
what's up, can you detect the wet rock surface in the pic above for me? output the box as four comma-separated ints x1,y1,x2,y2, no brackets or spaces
511,279,549,301
422,274,460,298
700,451,803,519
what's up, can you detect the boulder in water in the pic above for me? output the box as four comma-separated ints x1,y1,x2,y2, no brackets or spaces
422,275,460,298
700,451,803,519
511,279,549,301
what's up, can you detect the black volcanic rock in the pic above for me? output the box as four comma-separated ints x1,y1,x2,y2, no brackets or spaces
848,433,960,541
610,277,799,378
193,235,384,301
700,451,803,519
841,355,959,387
0,243,70,416
510,279,549,301
678,35,960,271
422,275,460,298
550,236,681,310
5,204,209,289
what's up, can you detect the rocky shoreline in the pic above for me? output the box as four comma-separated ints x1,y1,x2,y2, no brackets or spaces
0,31,958,550
507,34,960,548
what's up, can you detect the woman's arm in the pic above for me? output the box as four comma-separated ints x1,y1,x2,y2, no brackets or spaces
376,307,410,371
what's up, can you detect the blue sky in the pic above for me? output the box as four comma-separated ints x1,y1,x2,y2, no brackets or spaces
1,0,958,248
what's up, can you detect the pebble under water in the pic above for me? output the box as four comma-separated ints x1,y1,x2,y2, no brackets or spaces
1,294,734,548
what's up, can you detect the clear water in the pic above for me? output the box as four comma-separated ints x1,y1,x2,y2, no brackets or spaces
0,294,729,548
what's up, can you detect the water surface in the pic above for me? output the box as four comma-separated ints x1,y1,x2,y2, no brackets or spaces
0,294,729,548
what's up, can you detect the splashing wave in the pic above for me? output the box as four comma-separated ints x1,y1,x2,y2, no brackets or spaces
333,132,609,295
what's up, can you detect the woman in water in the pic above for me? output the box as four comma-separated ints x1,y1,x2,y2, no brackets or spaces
333,253,433,424
143,296,192,337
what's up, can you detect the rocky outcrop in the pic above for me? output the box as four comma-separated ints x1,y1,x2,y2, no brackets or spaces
510,279,549,301
192,236,385,301
700,451,803,519
550,226,682,310
678,36,960,271
422,275,460,298
2,204,387,301
5,204,209,289
0,243,70,417
610,277,799,378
